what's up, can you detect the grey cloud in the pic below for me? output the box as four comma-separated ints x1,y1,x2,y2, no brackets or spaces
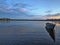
45,10,52,14
46,13,60,17
14,3,28,8
0,0,34,18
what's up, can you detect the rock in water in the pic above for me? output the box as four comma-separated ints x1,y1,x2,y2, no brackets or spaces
45,23,55,42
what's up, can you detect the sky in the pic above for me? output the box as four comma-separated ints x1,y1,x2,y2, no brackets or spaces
0,0,60,19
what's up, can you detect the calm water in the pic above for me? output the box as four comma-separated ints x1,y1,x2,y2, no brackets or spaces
0,21,60,45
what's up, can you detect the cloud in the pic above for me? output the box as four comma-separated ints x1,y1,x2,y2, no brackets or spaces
45,10,52,14
0,0,41,19
0,6,14,13
19,8,29,12
14,3,29,8
46,13,60,16
45,13,60,19
0,0,31,14
0,4,33,19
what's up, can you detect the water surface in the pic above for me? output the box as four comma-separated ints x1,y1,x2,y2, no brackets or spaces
0,21,60,45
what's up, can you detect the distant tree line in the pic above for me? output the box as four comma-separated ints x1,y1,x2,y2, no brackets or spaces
46,19,60,21
0,18,11,21
0,18,60,21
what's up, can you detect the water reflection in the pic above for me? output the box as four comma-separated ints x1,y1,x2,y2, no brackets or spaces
45,24,55,42
54,21,60,24
0,21,10,23
53,21,60,26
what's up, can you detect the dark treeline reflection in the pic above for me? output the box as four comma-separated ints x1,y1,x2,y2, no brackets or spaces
0,21,10,23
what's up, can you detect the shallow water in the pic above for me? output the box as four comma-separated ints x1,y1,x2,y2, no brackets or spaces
0,21,60,45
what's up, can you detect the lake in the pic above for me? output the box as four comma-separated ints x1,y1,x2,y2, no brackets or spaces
0,21,60,45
